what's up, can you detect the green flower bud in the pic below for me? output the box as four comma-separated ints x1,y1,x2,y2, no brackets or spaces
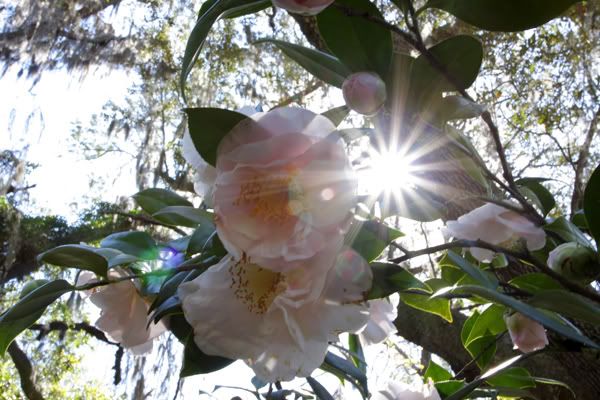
547,242,599,283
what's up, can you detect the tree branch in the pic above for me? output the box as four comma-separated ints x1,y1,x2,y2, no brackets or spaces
8,342,45,400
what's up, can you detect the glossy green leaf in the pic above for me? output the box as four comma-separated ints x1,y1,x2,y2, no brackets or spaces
222,0,270,18
533,377,575,398
434,380,466,397
180,0,252,99
402,279,452,322
185,107,248,166
180,334,233,377
350,220,403,262
100,231,159,260
151,296,182,325
466,334,497,369
317,0,392,77
445,354,525,400
148,270,190,314
152,206,213,228
256,39,350,88
322,352,368,398
583,163,600,247
528,290,600,326
508,273,562,294
445,251,498,289
439,285,599,348
516,178,555,216
322,105,349,126
307,377,335,400
487,367,536,389
38,244,108,277
434,95,486,121
0,280,73,356
544,217,593,247
93,248,139,268
348,334,366,373
367,262,428,299
424,0,582,32
133,188,192,215
424,360,453,383
411,35,483,95
463,304,506,346
187,223,216,255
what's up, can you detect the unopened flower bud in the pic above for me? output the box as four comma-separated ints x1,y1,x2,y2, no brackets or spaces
272,0,334,15
504,312,548,353
342,72,387,116
547,242,599,283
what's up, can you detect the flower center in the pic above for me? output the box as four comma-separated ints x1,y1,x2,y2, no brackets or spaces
234,169,305,223
229,261,286,314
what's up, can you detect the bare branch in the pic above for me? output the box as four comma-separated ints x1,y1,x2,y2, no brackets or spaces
8,342,45,400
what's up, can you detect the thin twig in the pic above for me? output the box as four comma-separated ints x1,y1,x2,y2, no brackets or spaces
106,210,187,235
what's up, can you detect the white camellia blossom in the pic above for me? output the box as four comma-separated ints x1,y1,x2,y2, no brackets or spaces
178,246,372,382
78,270,166,354
445,202,546,262
504,312,549,353
182,106,259,206
373,379,442,400
213,106,357,272
272,0,334,15
360,293,400,345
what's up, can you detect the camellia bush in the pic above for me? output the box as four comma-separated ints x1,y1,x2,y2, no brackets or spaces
2,0,600,399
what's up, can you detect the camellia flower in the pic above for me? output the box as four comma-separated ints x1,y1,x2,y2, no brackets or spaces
547,242,599,283
360,293,400,345
272,0,334,15
342,72,387,116
178,247,372,382
373,379,441,400
445,202,546,262
78,270,166,354
182,106,259,206
213,107,357,272
504,312,549,353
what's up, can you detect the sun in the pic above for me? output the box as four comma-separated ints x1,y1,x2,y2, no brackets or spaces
358,149,417,197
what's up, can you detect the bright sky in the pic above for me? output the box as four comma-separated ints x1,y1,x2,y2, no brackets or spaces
0,66,137,221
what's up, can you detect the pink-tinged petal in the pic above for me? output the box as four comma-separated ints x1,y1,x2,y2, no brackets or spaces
373,380,442,400
360,294,399,345
505,312,549,353
324,248,372,303
178,257,269,360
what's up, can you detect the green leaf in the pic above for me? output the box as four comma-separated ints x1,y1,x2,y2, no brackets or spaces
445,354,525,400
184,107,248,166
93,248,139,268
583,163,600,247
0,280,73,356
187,223,216,256
487,367,536,389
516,178,555,216
465,335,497,369
434,380,466,397
152,206,213,228
402,279,452,322
377,186,444,222
433,95,486,121
307,377,335,400
445,251,498,289
463,304,506,346
424,0,582,32
532,377,576,398
438,285,599,348
222,0,270,18
180,334,233,377
321,352,368,398
508,273,562,294
151,296,182,325
148,271,190,314
256,39,350,88
528,289,600,326
411,35,483,95
317,0,393,77
348,334,366,373
424,360,453,383
350,220,403,262
133,188,192,215
180,0,252,99
322,105,349,126
100,231,159,260
368,262,428,299
544,217,593,248
38,244,108,277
